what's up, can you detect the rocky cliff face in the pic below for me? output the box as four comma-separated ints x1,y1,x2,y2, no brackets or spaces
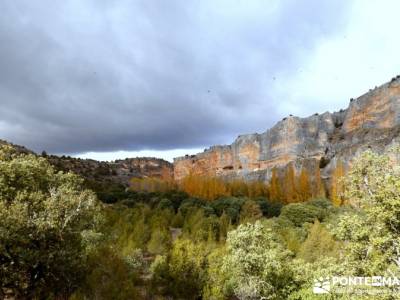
174,76,400,183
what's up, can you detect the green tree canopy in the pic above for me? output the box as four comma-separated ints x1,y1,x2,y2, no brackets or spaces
0,146,101,299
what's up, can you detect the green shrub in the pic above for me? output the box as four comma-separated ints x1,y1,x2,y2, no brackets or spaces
280,202,325,226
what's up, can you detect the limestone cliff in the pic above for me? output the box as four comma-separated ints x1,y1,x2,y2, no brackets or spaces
174,76,400,184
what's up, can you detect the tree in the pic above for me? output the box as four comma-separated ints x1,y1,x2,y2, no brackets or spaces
298,220,339,263
331,159,345,206
147,228,172,255
284,163,298,203
180,174,229,201
76,247,139,300
239,200,263,223
279,202,325,227
298,167,311,202
160,239,210,299
221,221,295,299
313,164,325,198
228,180,249,197
268,168,282,202
0,146,101,298
247,181,268,198
334,148,400,276
210,197,244,223
130,177,175,193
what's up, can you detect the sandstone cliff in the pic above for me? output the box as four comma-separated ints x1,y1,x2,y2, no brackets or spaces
174,76,400,185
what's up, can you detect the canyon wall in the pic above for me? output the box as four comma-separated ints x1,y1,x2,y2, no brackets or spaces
174,76,400,183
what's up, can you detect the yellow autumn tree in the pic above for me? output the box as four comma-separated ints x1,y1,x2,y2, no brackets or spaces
130,177,175,192
180,174,229,201
331,160,345,206
284,163,298,203
313,164,325,198
298,167,311,202
247,181,268,198
228,180,249,197
268,168,282,202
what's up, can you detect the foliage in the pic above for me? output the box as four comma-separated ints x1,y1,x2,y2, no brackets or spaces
254,197,283,218
298,220,340,263
5,143,400,299
239,199,263,223
150,239,211,299
269,167,283,201
298,167,312,202
147,228,172,255
313,164,326,198
284,163,298,203
333,149,400,276
279,201,326,227
221,221,295,299
75,247,140,300
181,174,230,200
0,146,101,299
130,177,176,193
210,196,245,223
331,159,345,206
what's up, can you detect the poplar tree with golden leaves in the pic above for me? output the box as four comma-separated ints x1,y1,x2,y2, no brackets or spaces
268,168,282,202
249,181,268,198
331,159,345,206
284,163,298,203
180,173,229,201
313,164,325,198
298,167,311,202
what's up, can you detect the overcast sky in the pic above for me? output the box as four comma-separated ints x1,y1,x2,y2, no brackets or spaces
1,0,400,162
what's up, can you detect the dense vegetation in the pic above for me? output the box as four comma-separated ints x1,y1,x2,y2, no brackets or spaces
1,145,400,299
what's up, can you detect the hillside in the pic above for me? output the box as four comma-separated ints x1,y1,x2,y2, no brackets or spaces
0,140,173,200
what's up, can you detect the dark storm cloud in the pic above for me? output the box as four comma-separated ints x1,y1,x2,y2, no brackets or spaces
0,0,350,154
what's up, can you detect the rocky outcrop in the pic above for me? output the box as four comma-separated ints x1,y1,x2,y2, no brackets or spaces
0,141,173,186
48,156,173,186
174,76,400,183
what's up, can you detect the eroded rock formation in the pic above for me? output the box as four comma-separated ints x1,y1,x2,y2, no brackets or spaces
174,76,400,184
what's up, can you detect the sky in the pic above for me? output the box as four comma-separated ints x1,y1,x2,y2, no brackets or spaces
1,0,400,162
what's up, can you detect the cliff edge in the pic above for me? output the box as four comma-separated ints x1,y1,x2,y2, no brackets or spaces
174,76,400,183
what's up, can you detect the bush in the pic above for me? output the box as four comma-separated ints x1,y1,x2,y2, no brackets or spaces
147,228,172,255
298,220,339,263
210,197,245,223
221,221,295,299
254,197,283,218
76,247,139,299
157,198,174,211
239,199,263,223
279,202,325,227
179,197,207,216
167,239,209,299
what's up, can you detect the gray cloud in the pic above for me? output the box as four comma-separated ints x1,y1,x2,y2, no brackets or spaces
0,0,350,154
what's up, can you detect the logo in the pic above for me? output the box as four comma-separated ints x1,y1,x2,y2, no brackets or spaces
313,277,330,294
